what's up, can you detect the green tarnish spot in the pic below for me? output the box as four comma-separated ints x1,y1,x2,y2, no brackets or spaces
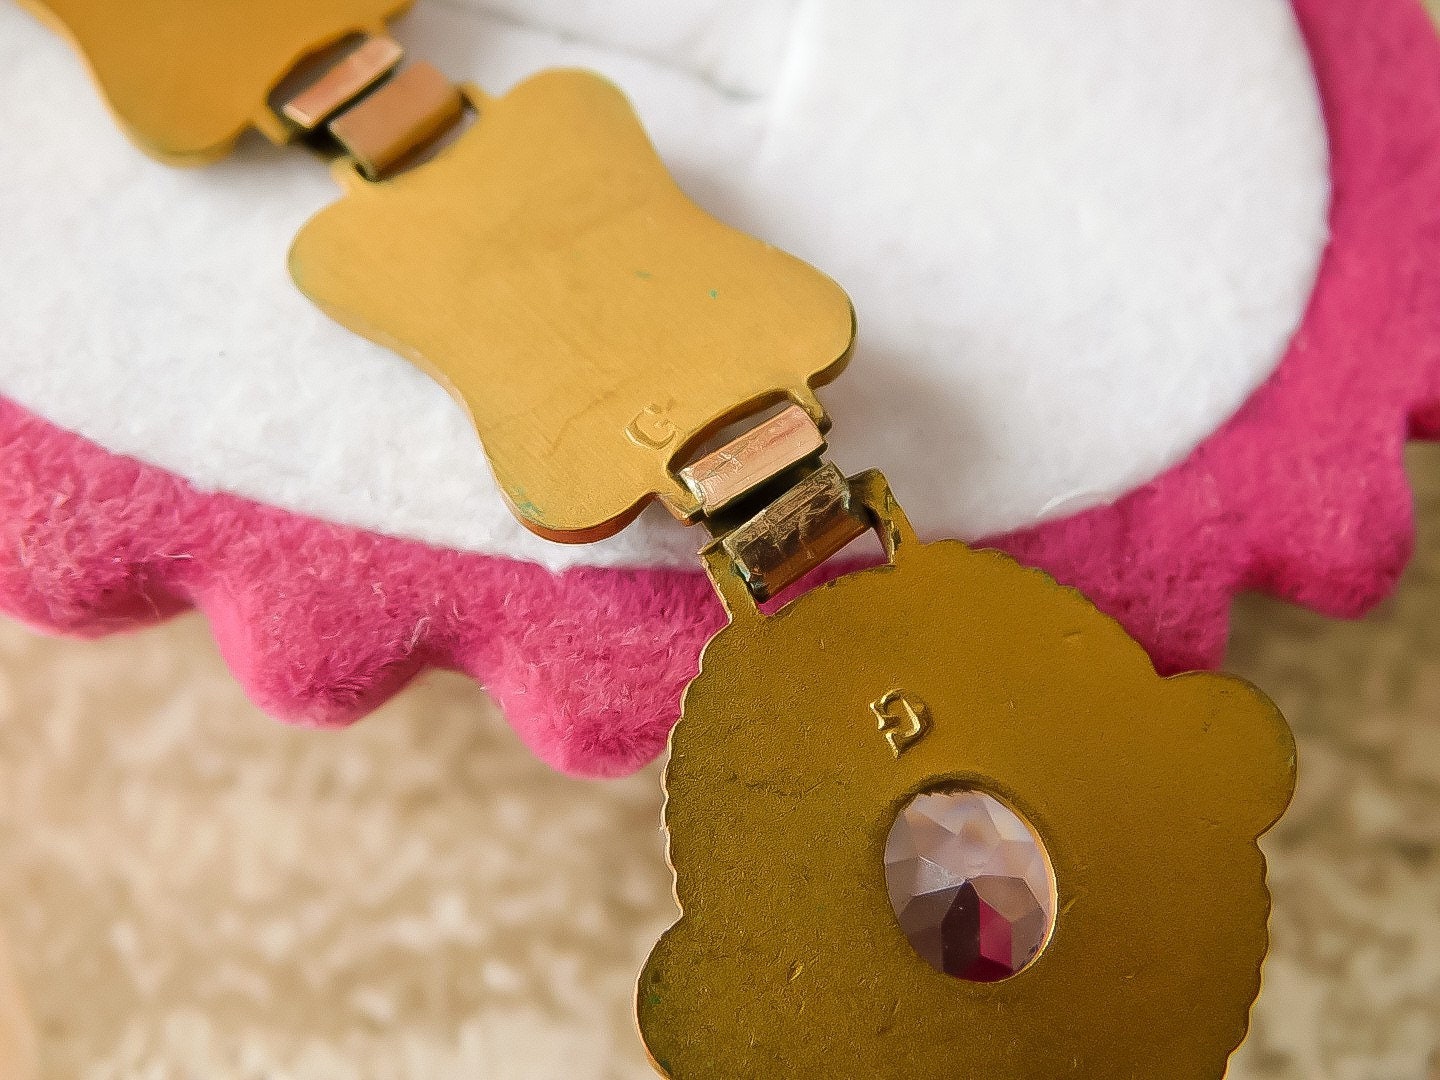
509,485,542,517
647,992,663,1008
636,270,654,280
708,289,720,299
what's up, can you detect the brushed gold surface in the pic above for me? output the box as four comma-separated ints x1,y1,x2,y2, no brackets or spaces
291,70,855,542
17,0,410,163
641,472,1297,1079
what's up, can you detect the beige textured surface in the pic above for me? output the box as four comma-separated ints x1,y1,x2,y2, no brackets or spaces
1225,444,1440,1080
1,448,1438,1077
0,631,676,1077
0,927,38,1080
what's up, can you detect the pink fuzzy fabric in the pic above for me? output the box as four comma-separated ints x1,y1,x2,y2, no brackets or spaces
3,0,1439,777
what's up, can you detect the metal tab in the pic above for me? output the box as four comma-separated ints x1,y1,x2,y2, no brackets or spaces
680,405,826,516
328,61,464,179
281,35,404,131
719,463,869,601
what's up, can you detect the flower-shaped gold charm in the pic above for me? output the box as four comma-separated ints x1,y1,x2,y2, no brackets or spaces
639,472,1296,1079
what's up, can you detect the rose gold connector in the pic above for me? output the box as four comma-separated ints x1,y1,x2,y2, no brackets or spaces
281,36,404,130
680,404,826,515
329,62,465,179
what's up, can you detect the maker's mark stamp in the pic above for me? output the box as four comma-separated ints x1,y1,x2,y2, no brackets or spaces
871,690,932,758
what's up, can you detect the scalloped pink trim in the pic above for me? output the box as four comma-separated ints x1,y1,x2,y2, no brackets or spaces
3,0,1438,777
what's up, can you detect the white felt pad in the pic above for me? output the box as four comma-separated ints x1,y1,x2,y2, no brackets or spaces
0,0,1330,569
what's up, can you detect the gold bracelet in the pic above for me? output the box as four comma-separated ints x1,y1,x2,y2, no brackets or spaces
19,4,1297,1076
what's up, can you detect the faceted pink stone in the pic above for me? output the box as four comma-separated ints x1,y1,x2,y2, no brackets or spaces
884,791,1055,982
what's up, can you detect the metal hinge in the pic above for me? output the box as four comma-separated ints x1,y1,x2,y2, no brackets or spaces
276,34,466,180
680,406,871,602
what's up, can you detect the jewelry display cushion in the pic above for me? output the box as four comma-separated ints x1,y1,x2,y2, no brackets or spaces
2,0,1438,776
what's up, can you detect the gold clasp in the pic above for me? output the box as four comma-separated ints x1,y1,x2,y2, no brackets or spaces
275,35,466,180
700,469,917,615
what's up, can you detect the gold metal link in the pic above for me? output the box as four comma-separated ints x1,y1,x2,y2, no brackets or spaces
289,69,852,542
18,0,411,163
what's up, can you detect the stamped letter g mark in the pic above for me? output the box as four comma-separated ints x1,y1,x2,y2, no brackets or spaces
871,690,932,759
626,403,677,449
